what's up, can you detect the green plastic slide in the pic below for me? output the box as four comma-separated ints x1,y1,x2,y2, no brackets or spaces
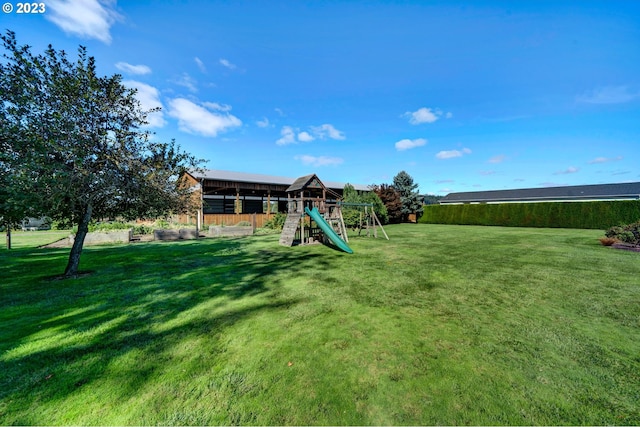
305,207,354,254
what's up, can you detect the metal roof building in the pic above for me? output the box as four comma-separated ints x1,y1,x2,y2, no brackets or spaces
183,169,370,217
440,182,640,204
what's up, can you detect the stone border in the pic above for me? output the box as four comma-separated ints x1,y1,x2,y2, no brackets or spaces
208,225,254,237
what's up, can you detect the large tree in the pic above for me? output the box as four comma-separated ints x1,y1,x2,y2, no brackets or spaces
371,183,403,224
0,31,203,276
392,171,423,222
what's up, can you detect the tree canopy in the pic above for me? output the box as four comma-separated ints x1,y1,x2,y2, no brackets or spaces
341,184,388,228
0,31,203,276
371,183,403,224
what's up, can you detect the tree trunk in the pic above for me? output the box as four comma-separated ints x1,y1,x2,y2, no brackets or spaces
5,227,11,250
64,204,93,277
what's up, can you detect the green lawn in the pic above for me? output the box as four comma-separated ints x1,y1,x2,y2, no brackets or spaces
1,225,638,425
4,229,71,249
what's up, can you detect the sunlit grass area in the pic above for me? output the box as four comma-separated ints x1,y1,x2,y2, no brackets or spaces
4,229,71,249
1,224,638,425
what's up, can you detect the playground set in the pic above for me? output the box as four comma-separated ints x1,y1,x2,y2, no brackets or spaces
278,174,388,254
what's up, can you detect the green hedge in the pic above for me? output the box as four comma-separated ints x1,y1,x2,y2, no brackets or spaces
419,200,640,229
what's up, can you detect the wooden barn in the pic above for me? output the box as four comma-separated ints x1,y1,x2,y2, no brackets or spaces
179,170,370,228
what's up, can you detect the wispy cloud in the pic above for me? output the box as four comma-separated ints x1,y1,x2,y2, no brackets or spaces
588,156,623,164
310,124,346,140
488,154,506,164
168,98,242,137
173,73,198,93
256,118,271,128
202,102,232,112
195,57,206,73
404,107,452,125
123,80,166,128
115,62,151,75
479,171,496,176
436,148,472,159
276,126,296,145
578,85,639,104
295,155,344,167
219,58,237,70
554,166,580,175
46,0,122,44
276,123,345,145
395,138,427,151
435,179,454,184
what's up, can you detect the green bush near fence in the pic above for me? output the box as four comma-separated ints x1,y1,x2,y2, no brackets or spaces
419,200,640,229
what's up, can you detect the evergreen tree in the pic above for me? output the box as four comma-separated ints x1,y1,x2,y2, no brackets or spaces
392,171,423,222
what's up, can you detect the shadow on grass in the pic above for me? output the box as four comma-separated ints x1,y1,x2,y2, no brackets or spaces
0,236,340,424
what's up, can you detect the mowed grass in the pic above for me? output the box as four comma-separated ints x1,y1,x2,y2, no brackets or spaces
4,230,72,249
0,224,638,425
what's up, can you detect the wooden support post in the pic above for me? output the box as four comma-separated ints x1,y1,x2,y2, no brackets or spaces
267,192,271,217
371,210,389,240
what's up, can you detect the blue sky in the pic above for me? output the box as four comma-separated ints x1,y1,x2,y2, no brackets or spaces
3,0,639,195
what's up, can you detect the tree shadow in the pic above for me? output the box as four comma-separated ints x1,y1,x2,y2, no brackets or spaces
0,236,342,424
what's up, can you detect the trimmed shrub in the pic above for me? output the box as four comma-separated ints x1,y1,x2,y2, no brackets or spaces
605,220,640,245
419,200,640,230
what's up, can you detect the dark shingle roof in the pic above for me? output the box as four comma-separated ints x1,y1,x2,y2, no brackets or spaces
286,174,319,192
189,169,370,191
440,182,640,204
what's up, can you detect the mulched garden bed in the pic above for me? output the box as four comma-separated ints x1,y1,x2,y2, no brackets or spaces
611,242,640,253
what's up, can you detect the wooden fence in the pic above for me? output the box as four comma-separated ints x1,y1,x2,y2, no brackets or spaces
170,213,275,228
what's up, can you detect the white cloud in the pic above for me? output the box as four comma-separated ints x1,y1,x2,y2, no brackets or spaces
479,171,496,176
123,80,165,128
115,62,151,75
310,124,346,140
167,98,242,137
405,107,439,124
404,107,452,125
578,85,639,104
395,138,427,151
295,155,344,167
256,118,271,128
202,102,232,112
220,58,237,70
588,156,623,164
174,73,198,93
297,131,315,142
276,126,296,145
436,148,472,159
46,0,122,44
195,57,206,73
488,154,506,164
277,123,345,145
554,166,580,175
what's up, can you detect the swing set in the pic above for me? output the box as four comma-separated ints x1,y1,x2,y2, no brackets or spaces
336,202,389,241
